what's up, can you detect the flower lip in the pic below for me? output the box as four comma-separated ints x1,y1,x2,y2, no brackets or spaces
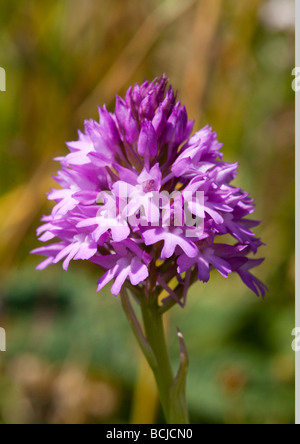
142,179,157,193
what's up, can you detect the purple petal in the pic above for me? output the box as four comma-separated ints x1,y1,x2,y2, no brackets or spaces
138,121,158,158
129,257,149,286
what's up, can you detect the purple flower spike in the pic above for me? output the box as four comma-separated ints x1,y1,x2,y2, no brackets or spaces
32,75,266,303
138,121,158,159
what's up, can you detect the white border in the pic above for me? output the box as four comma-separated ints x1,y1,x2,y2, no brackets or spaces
296,0,299,426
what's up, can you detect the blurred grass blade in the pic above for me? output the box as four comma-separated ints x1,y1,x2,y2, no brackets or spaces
77,0,197,115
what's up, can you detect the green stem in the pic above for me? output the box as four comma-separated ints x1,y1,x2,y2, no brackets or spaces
120,289,157,370
140,300,189,424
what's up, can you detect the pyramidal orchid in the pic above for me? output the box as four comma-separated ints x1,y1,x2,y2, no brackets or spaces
32,75,266,424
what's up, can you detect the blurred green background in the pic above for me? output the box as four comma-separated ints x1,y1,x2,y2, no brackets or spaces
0,0,295,424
